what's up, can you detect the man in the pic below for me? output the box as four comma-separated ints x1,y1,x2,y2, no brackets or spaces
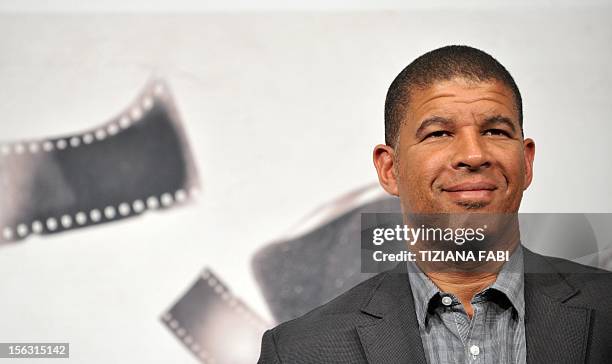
258,45,612,363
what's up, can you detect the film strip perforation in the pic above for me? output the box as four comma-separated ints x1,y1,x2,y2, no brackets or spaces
200,269,268,327
0,81,167,158
0,187,198,243
162,312,215,364
161,268,269,363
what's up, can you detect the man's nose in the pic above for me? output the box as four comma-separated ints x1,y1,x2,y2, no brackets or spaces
451,131,491,171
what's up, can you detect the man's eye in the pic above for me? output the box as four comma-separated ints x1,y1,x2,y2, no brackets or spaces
483,129,510,137
425,130,451,139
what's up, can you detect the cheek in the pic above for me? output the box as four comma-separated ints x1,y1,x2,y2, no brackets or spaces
491,147,526,188
398,150,447,191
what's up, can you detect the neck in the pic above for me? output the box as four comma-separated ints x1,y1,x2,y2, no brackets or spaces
404,212,522,317
425,270,498,318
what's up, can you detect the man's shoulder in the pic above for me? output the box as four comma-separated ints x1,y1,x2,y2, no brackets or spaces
526,249,612,304
275,272,388,331
259,271,393,363
270,271,387,338
529,250,611,277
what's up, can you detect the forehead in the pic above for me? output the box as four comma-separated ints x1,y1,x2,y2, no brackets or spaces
406,77,518,124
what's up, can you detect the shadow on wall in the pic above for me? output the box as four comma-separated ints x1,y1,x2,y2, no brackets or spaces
252,184,400,323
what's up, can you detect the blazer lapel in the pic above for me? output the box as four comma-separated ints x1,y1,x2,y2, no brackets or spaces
356,268,427,364
523,248,592,364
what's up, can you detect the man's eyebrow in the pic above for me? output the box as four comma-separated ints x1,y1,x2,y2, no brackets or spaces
482,115,517,133
415,116,454,138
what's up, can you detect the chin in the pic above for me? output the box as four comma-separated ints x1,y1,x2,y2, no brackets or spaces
455,200,490,210
455,202,520,214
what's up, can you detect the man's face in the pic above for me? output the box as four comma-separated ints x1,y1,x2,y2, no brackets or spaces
375,77,535,213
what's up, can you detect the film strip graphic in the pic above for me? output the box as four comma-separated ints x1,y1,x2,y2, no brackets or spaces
0,80,200,244
161,269,269,364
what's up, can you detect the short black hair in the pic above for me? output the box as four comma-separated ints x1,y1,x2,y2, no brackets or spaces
384,45,523,147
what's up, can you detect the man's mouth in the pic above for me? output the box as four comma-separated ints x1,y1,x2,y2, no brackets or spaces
441,181,498,201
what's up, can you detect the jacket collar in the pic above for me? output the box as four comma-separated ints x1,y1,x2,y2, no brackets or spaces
356,263,428,364
522,247,591,364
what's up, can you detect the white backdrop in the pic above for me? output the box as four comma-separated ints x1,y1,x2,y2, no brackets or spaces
1,2,611,363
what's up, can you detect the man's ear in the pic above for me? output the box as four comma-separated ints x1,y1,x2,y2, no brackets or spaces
523,138,535,190
373,144,399,196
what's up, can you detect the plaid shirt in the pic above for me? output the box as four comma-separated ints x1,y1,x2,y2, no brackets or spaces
407,246,526,364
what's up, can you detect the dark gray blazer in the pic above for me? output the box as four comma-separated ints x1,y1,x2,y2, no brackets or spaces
258,248,612,363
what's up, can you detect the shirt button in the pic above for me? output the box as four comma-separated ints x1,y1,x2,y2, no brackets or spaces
441,296,453,306
469,345,480,356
